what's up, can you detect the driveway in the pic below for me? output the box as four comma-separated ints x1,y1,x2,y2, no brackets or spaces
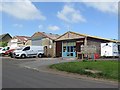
18,57,76,71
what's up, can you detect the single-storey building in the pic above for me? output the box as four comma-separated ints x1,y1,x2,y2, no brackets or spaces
55,31,119,58
31,32,59,57
8,36,31,49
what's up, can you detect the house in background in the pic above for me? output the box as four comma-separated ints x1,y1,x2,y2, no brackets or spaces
0,33,12,43
8,36,31,49
31,32,59,57
55,31,119,58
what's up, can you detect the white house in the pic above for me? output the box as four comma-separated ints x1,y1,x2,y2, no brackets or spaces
8,36,31,49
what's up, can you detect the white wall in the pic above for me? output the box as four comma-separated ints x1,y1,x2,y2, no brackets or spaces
8,39,18,49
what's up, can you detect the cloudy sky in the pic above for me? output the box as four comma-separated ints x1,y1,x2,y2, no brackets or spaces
0,0,118,40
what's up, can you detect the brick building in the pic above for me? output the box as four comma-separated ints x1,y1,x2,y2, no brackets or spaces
55,31,119,58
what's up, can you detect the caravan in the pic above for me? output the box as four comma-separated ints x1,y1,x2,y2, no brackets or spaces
101,42,119,57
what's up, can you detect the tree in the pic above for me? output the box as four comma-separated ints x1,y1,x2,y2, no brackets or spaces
0,42,7,47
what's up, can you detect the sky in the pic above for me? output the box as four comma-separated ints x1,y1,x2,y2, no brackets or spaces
0,0,119,40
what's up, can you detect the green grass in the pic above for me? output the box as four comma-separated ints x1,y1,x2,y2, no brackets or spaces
50,60,119,81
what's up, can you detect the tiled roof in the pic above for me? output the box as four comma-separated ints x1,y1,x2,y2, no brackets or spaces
14,36,31,42
32,32,60,40
56,31,120,43
43,32,60,40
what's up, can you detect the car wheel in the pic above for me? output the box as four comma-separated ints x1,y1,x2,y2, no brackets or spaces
21,54,26,59
38,54,42,58
2,53,5,56
9,53,12,58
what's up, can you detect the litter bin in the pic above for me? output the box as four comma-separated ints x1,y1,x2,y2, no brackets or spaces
94,53,99,59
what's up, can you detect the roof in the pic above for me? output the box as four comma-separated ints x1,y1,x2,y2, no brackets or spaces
13,36,31,42
0,33,12,41
56,31,120,43
32,32,60,40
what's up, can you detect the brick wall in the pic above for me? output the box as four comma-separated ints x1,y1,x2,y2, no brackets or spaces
87,37,109,55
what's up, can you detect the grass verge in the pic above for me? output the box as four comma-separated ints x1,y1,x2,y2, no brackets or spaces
50,60,119,81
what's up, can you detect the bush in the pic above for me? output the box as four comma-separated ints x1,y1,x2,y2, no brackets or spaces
0,42,7,47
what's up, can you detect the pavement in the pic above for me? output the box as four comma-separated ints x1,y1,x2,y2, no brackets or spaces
2,57,119,88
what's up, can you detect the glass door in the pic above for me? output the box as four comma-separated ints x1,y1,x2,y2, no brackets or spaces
62,41,76,57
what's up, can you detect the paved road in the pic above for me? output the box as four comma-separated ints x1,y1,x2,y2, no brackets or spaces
2,57,118,88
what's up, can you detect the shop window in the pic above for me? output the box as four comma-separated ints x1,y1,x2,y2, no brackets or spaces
67,46,70,52
74,46,76,52
70,53,73,56
63,46,66,52
71,46,73,52
67,53,69,56
63,41,67,46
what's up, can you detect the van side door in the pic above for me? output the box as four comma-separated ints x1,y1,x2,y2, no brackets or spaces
23,46,30,56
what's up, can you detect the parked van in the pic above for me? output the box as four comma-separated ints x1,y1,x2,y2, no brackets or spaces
13,46,44,58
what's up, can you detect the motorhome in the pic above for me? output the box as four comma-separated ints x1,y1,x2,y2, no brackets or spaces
13,46,44,58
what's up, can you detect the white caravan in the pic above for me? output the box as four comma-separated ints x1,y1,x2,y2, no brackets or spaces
101,42,119,57
13,46,44,58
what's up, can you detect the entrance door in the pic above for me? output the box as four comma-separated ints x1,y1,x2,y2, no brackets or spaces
67,46,76,57
56,41,62,57
62,45,76,57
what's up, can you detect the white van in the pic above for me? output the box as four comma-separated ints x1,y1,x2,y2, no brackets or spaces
13,46,44,58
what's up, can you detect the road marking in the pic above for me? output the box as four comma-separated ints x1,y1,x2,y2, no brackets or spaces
24,66,31,69
24,66,40,71
32,68,39,71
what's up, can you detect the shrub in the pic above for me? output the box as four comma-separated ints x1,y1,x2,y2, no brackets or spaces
0,42,7,47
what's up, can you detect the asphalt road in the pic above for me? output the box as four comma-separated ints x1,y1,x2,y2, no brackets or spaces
2,57,119,88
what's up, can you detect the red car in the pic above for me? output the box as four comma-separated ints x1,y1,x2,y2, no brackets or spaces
4,49,15,56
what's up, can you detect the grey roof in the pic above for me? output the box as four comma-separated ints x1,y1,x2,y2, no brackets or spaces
43,32,60,40
0,33,12,41
32,32,60,40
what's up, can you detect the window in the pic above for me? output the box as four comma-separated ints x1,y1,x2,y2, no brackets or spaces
63,41,67,46
7,47,10,50
23,46,30,51
118,45,120,51
63,46,66,52
74,46,76,52
70,53,73,56
67,46,70,52
71,46,73,52
2,49,5,51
